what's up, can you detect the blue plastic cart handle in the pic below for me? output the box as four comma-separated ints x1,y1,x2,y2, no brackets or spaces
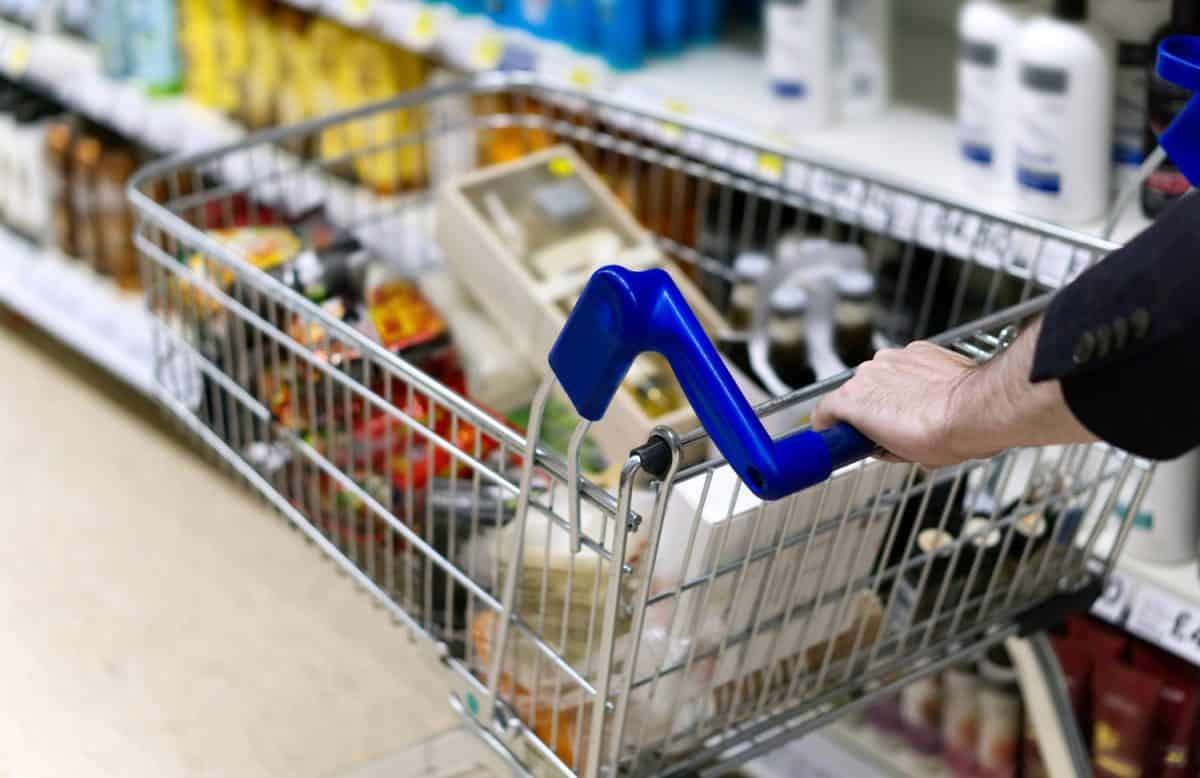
1157,35,1200,187
549,266,878,500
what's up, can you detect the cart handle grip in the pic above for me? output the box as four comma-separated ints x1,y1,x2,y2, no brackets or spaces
549,265,878,500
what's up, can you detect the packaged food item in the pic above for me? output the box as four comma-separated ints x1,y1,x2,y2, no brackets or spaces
418,270,539,415
45,118,76,256
977,646,1021,778
1092,661,1162,778
866,692,906,740
274,6,315,154
766,284,816,390
69,133,103,271
943,665,981,777
97,147,139,289
900,673,943,755
1132,642,1200,778
128,0,183,95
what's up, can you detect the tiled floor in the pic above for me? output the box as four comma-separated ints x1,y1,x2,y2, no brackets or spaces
0,315,496,778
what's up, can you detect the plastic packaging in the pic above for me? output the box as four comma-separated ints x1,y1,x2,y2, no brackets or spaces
93,0,132,79
1120,448,1199,565
1092,0,1171,196
599,0,646,70
650,0,688,55
1013,0,1114,224
957,0,1030,193
128,0,183,95
766,0,837,131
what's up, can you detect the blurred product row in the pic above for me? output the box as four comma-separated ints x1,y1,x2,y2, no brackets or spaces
852,616,1200,778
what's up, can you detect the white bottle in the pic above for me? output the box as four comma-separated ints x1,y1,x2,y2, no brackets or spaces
1122,449,1200,565
1092,0,1170,197
957,0,1029,194
1013,0,1114,224
767,0,837,132
837,0,891,120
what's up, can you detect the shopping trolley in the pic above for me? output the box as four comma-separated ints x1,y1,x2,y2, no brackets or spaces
128,71,1150,778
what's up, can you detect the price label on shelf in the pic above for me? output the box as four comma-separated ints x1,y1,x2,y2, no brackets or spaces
1091,571,1134,624
2,33,30,78
860,186,895,232
974,222,1011,269
943,211,982,260
887,193,920,241
916,203,948,250
757,152,784,182
471,32,504,71
1127,586,1200,666
335,0,375,25
410,7,437,46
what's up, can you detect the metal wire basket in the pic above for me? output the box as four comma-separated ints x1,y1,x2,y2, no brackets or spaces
129,72,1150,778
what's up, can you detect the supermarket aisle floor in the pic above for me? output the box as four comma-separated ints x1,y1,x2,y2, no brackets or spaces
0,313,492,778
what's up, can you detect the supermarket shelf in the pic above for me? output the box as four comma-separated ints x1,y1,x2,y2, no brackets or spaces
276,3,1152,247
0,226,156,396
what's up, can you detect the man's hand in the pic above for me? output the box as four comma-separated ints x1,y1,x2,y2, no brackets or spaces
812,319,1096,468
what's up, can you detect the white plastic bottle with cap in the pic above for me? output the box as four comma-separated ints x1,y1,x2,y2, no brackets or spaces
1013,0,1114,224
837,0,891,120
766,0,837,131
957,0,1031,194
1092,0,1171,198
1122,449,1200,565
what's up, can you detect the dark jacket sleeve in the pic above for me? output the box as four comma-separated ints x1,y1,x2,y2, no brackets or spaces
1030,193,1200,460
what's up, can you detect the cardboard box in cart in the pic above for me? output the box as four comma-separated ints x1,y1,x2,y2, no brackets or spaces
436,145,766,464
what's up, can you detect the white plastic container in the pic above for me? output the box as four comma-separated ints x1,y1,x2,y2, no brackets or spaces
1013,0,1114,224
837,0,891,120
1092,0,1171,197
1122,449,1200,566
766,0,837,131
957,0,1030,194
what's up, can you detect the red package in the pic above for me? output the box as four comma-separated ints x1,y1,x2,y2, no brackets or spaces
1069,615,1128,663
1132,643,1200,778
1053,636,1093,744
1092,661,1163,778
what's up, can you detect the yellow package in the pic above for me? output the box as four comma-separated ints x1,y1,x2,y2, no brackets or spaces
239,0,281,130
275,6,316,140
313,20,350,170
180,227,303,316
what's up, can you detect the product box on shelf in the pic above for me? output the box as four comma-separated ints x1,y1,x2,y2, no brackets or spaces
436,144,766,464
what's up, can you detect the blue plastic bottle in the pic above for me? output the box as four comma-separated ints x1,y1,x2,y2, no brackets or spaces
546,0,573,42
599,0,646,69
567,0,601,51
650,0,687,54
691,0,723,44
128,0,182,94
451,0,483,13
93,0,132,79
520,0,551,34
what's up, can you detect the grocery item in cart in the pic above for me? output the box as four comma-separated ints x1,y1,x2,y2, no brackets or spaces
437,145,765,464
